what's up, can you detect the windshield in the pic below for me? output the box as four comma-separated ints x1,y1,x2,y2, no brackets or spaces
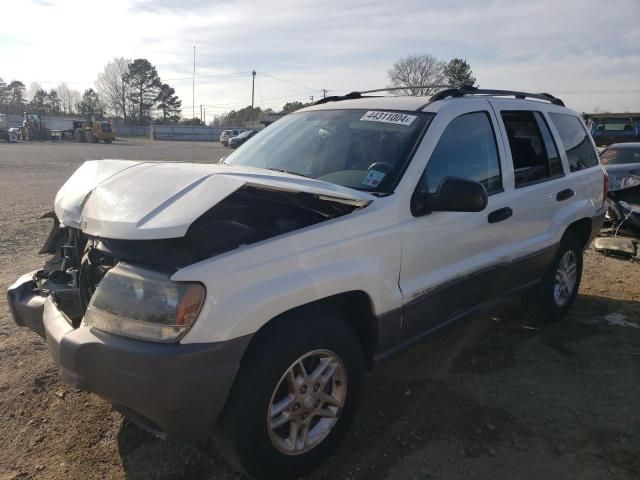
600,147,640,165
224,109,431,193
595,119,636,132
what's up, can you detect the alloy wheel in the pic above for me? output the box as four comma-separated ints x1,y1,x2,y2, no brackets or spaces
554,250,577,307
267,349,347,455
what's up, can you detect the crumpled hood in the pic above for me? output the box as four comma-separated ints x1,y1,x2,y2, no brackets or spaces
54,160,374,240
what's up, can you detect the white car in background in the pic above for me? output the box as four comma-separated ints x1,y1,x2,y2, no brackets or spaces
8,87,606,479
220,129,240,146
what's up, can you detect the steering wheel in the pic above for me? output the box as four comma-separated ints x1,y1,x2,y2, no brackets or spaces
366,161,394,174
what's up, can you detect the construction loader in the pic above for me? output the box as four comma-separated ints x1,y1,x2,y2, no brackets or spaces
21,113,51,141
73,115,115,143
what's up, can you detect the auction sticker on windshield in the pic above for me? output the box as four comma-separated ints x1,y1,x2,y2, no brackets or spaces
360,111,417,126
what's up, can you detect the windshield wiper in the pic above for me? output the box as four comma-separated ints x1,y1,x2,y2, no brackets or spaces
265,167,311,178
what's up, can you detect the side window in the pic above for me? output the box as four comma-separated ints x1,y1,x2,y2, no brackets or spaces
422,111,502,194
548,113,599,171
534,113,564,176
501,111,562,187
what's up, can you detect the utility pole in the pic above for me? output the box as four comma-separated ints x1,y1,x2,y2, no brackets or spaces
251,70,256,124
200,104,203,124
322,89,328,99
121,74,127,125
192,45,195,162
203,107,206,126
192,46,195,125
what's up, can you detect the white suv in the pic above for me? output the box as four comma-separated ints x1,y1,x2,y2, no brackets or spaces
220,129,240,146
8,87,606,479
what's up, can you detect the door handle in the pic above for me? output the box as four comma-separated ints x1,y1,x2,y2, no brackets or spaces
556,188,575,201
488,207,512,224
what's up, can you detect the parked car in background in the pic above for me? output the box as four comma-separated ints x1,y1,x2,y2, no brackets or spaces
585,113,640,147
8,128,20,142
598,142,640,239
600,142,640,168
228,129,257,148
220,129,240,146
8,87,606,480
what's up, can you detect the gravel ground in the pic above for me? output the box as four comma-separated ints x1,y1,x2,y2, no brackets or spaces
0,139,639,480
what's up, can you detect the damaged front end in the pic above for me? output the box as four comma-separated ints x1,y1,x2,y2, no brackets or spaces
595,165,640,259
8,216,87,337
6,160,372,440
9,160,371,339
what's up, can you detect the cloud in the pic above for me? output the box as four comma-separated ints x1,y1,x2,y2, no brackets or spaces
130,0,232,13
4,0,640,114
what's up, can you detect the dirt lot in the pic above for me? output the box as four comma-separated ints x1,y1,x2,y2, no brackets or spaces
0,139,639,480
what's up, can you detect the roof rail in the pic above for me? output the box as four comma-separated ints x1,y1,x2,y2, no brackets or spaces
313,91,363,105
313,85,453,105
429,86,565,106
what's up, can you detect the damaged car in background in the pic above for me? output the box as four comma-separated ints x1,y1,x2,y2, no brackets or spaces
594,142,640,259
8,87,606,480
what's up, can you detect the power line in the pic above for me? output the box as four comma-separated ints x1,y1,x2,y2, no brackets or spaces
181,92,319,110
164,70,252,82
257,71,328,93
551,90,640,94
19,71,253,86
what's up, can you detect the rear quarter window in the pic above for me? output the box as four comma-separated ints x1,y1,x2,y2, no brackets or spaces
548,113,599,171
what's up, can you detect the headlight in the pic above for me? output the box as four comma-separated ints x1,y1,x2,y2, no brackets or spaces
609,175,640,191
84,263,205,342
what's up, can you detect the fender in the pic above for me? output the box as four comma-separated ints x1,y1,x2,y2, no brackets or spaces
173,220,403,344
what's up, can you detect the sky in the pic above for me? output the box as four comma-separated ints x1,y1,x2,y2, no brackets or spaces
2,0,639,121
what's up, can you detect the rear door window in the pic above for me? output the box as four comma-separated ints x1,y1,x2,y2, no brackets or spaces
501,111,563,187
548,113,599,171
422,111,502,194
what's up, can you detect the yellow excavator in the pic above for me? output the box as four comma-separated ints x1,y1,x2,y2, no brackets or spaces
21,112,51,141
73,115,115,143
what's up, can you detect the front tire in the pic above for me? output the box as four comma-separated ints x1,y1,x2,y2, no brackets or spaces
216,311,365,480
536,232,583,321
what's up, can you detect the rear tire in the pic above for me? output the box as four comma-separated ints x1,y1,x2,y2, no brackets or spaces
536,232,583,322
74,128,86,142
215,311,365,480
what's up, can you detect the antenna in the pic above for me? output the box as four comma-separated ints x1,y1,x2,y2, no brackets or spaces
358,85,453,94
251,70,256,124
192,45,195,162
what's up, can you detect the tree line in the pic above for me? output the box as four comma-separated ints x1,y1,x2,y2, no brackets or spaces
2,54,475,126
0,57,182,125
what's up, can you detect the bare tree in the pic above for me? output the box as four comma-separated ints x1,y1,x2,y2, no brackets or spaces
387,54,447,96
56,82,81,115
26,82,43,102
95,57,131,123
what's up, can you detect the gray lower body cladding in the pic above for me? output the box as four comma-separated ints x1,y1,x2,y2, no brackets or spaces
8,273,251,441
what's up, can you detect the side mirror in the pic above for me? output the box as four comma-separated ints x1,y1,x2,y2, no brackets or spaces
411,177,488,216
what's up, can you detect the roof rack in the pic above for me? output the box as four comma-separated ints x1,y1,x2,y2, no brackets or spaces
312,85,565,107
313,86,453,105
429,86,565,106
313,91,363,105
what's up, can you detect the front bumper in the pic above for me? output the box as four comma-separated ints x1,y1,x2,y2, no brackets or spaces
7,273,251,441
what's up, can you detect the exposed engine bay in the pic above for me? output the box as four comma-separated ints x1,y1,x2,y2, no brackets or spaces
33,186,361,324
